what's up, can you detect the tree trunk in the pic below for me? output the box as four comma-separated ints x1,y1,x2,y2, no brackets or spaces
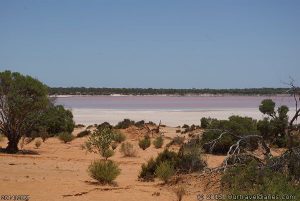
6,136,20,153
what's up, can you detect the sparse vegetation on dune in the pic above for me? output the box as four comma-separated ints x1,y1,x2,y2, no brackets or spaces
153,136,164,149
76,130,91,138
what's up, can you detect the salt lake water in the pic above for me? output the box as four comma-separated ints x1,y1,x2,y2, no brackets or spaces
55,95,296,126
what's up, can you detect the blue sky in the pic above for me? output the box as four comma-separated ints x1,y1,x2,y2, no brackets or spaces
0,0,299,88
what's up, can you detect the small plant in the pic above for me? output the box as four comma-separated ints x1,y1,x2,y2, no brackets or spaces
111,141,118,150
115,118,135,129
97,122,113,131
58,132,74,143
77,130,91,138
34,139,42,149
153,136,164,149
155,161,175,183
113,130,126,143
83,128,114,160
120,142,137,157
174,186,186,201
75,124,85,128
139,136,151,150
88,160,121,184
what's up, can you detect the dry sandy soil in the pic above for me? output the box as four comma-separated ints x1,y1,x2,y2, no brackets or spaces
0,126,225,201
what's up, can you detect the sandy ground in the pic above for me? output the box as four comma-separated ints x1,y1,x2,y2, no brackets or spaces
0,127,224,201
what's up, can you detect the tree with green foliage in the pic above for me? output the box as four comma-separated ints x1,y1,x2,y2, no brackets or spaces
84,127,115,160
0,71,49,153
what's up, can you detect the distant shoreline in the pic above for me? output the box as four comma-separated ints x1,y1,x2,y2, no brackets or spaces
50,93,291,98
49,87,291,97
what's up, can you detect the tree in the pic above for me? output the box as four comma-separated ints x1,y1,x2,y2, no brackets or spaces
84,127,115,160
0,71,49,153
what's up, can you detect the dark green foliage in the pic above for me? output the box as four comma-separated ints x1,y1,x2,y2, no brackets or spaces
77,130,91,138
0,71,49,153
139,136,151,150
201,116,259,154
135,120,145,128
139,149,178,181
58,132,74,143
259,99,276,116
200,117,210,128
177,143,206,173
88,160,121,184
139,146,206,181
257,100,290,147
155,161,175,183
182,124,189,129
115,119,135,129
153,136,164,148
221,160,300,200
97,122,113,131
39,105,75,136
112,130,126,143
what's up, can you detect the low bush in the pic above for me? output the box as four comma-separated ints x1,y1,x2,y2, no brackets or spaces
135,120,145,128
221,160,300,200
75,124,85,128
177,144,206,173
111,141,118,150
112,130,126,143
58,132,74,143
86,125,93,129
153,136,164,149
139,149,178,181
139,143,206,181
120,142,137,157
88,160,121,184
34,139,42,149
155,161,175,183
139,136,151,150
201,130,234,154
97,122,113,131
115,119,135,129
77,130,91,138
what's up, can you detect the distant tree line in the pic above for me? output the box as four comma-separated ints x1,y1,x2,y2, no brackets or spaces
49,87,290,96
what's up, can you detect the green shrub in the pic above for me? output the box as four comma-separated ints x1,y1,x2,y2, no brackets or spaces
139,149,178,181
201,130,234,154
115,119,135,129
177,144,206,173
113,130,126,143
83,128,114,160
135,120,145,128
102,149,114,159
77,130,91,138
88,160,121,184
153,136,164,149
139,136,151,150
222,160,300,200
34,139,42,149
97,122,113,131
120,142,137,157
155,161,175,183
58,132,74,143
